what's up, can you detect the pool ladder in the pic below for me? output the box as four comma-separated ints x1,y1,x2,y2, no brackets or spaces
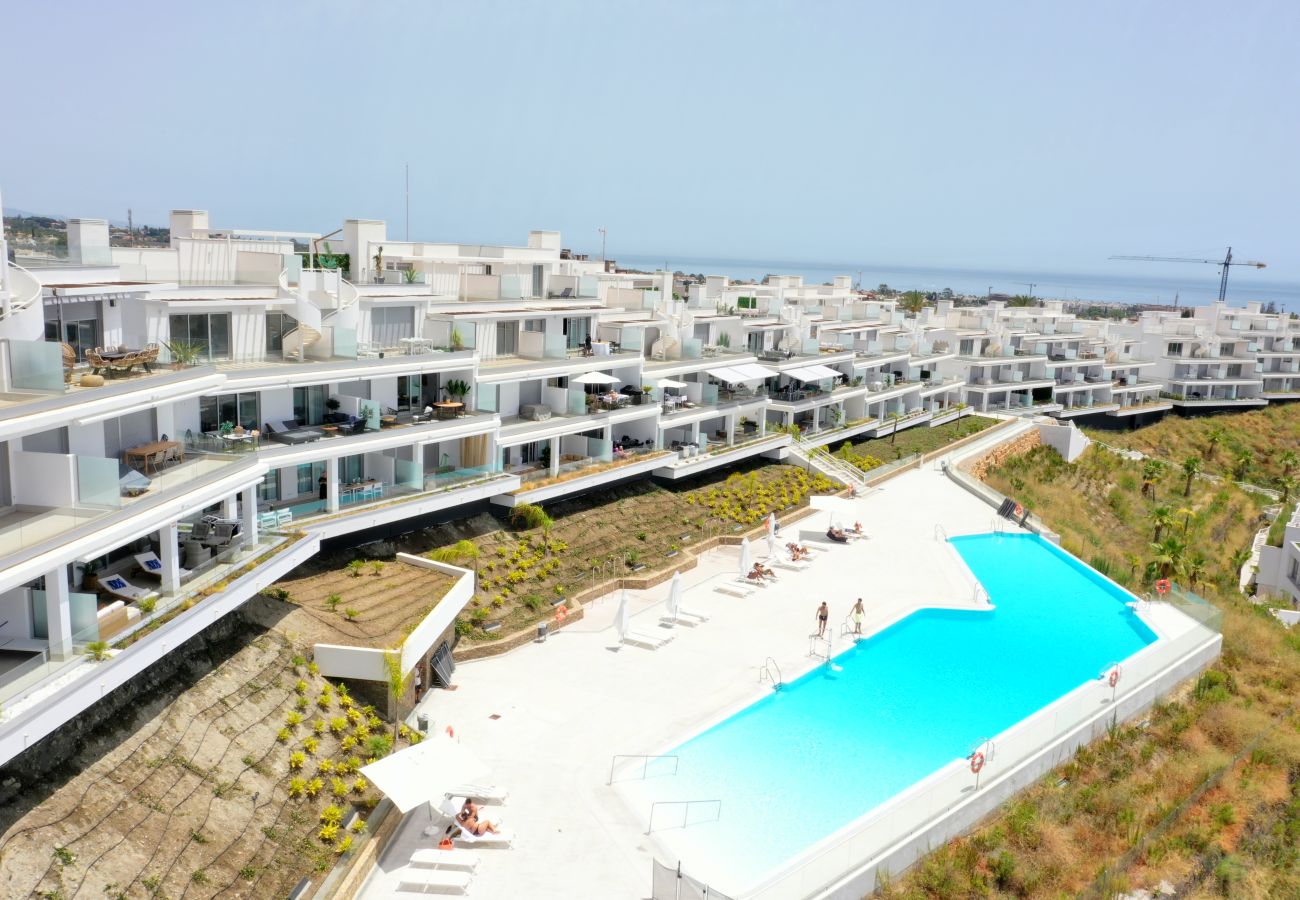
934,523,949,542
758,656,783,690
809,634,832,661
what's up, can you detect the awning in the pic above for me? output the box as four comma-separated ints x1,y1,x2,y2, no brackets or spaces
731,363,778,381
787,364,842,382
360,734,490,815
657,378,690,390
705,366,746,383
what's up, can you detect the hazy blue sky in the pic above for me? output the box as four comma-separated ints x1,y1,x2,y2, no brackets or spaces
2,0,1297,279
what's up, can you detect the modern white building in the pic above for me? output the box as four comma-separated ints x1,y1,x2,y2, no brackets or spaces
1256,505,1300,607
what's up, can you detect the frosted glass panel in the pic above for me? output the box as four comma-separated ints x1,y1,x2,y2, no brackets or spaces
70,592,99,642
567,388,586,415
334,326,357,359
78,456,122,508
395,458,422,490
9,340,64,391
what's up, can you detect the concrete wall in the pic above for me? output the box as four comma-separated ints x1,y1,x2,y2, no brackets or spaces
10,450,77,507
1037,420,1090,463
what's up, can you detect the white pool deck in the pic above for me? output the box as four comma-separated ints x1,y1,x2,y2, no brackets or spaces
358,440,1202,899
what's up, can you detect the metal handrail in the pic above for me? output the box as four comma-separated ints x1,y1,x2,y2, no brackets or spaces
608,753,680,786
809,634,832,660
934,524,948,542
759,656,783,689
647,798,722,834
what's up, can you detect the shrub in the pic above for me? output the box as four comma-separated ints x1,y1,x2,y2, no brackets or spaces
510,503,552,530
366,734,392,759
287,777,306,798
85,641,110,662
305,777,324,798
326,594,342,611
321,804,343,825
318,823,339,844
347,559,366,577
370,560,384,577
307,661,319,676
329,716,348,734
331,777,349,797
349,817,367,833
303,736,319,755
288,751,306,770
344,607,359,621
276,728,291,743
294,695,308,711
294,679,308,694
353,777,369,794
139,596,157,615
335,834,353,854
285,711,303,728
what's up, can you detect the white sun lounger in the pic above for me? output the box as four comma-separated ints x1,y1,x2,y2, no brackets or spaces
661,612,699,628
409,848,480,871
714,581,755,598
452,825,515,847
446,783,508,804
98,574,159,603
679,605,710,622
622,629,673,650
773,558,810,572
133,551,191,580
395,865,472,894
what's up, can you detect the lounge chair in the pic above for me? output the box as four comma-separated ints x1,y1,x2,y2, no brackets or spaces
448,824,515,847
446,784,509,804
409,848,479,872
394,866,472,895
714,581,755,598
99,574,159,603
622,629,673,650
134,551,191,581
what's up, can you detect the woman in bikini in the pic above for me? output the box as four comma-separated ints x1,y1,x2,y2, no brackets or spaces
457,799,500,836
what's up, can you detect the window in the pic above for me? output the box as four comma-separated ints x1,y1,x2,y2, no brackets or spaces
46,318,101,361
523,318,546,332
1167,342,1184,356
293,385,327,426
496,321,519,356
747,331,763,353
200,393,261,433
563,317,590,350
959,339,975,356
297,462,325,496
265,312,297,356
259,469,280,503
371,306,415,348
170,313,231,361
397,375,420,411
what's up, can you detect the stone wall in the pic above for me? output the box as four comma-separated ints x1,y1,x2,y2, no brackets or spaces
965,429,1042,479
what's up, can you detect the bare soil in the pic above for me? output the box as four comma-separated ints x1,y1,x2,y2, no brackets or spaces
0,629,413,899
257,561,454,650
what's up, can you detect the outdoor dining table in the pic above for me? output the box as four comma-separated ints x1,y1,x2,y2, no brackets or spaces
123,440,183,473
433,401,463,420
99,349,138,361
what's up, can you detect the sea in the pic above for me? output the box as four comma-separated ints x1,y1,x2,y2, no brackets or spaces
617,254,1300,311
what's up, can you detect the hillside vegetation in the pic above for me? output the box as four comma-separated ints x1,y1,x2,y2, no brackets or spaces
879,435,1300,899
1085,405,1300,498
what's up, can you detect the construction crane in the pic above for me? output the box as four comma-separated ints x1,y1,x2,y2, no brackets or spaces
1110,247,1266,304
1015,282,1036,297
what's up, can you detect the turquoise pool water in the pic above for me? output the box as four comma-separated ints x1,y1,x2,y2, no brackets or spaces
641,533,1157,888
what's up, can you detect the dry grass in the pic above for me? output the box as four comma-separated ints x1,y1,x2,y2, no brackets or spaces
1084,403,1300,490
879,437,1300,900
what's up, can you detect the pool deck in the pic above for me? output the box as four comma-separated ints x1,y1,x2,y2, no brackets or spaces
358,448,1074,900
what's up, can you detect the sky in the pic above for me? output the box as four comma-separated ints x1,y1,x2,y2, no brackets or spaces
1,0,1298,281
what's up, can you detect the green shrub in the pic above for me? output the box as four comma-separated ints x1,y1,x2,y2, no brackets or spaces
510,503,552,530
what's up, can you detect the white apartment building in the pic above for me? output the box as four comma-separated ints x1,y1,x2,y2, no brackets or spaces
1256,505,1300,607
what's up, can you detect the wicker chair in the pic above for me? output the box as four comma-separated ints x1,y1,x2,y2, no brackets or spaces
142,345,160,373
85,347,108,376
108,351,140,377
60,342,77,383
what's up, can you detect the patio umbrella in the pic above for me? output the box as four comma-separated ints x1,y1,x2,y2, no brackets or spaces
738,536,751,578
766,512,778,557
657,378,689,391
666,572,683,620
615,589,631,641
570,371,619,386
359,732,490,814
810,494,855,526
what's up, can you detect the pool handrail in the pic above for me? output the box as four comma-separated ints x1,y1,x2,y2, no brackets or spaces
759,656,783,689
608,753,680,786
647,798,722,835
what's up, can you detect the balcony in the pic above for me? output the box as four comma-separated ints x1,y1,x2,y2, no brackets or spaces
652,432,792,479
500,448,674,506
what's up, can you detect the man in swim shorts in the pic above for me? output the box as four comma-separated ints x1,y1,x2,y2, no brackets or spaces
816,601,829,637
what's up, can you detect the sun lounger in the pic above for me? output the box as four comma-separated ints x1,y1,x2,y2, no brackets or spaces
714,581,755,598
773,558,810,572
446,783,509,804
134,551,191,581
678,604,710,623
394,865,472,894
450,825,515,847
409,848,480,872
99,574,158,603
622,629,673,650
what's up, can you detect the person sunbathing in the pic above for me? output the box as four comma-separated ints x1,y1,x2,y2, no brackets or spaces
786,542,811,561
826,526,849,543
752,562,777,581
457,800,500,835
747,563,768,582
851,521,865,535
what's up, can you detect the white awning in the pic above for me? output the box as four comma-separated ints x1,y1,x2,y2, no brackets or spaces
360,735,490,814
731,363,779,380
657,378,690,390
787,364,842,382
706,367,746,382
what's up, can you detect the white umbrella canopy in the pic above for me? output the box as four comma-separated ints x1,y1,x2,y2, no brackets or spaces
360,733,490,814
615,589,631,640
810,494,855,525
658,378,689,390
571,371,619,386
738,536,751,577
666,572,683,619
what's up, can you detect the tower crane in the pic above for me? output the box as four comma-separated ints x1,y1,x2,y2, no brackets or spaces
1110,247,1266,304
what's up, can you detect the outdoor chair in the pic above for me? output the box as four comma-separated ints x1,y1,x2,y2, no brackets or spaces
394,866,472,895
61,342,77,382
409,848,481,872
99,574,159,603
133,551,191,581
86,348,109,375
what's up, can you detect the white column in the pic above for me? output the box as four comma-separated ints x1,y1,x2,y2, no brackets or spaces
221,495,238,519
726,412,735,446
327,457,340,512
759,414,767,437
241,485,259,544
45,565,73,660
690,421,700,446
159,522,181,595
548,436,560,477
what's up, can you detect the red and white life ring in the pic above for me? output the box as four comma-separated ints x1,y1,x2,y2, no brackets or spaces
555,605,569,622
969,751,985,775
1108,668,1120,689
1013,503,1024,518
1155,579,1171,595
445,724,455,738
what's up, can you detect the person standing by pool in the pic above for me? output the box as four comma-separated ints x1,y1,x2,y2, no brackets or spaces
851,598,865,635
816,601,829,638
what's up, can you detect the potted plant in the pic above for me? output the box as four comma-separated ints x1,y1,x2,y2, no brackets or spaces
326,397,341,413
218,421,235,436
358,404,376,430
639,384,655,405
716,332,731,349
445,379,470,404
449,326,464,351
164,339,205,369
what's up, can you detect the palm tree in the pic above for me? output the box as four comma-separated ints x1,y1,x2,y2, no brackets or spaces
1181,456,1202,497
1150,505,1176,542
1279,475,1298,504
1176,506,1196,536
1232,449,1254,482
382,651,415,741
1202,424,1226,461
429,539,480,575
898,291,926,315
1229,546,1252,573
1182,551,1208,587
888,410,904,444
1149,536,1186,579
1141,460,1167,501
1280,450,1298,478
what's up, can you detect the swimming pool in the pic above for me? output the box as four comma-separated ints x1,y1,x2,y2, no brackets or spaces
631,533,1158,892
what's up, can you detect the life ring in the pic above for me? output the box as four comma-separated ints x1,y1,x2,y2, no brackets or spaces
1013,503,1024,518
555,605,569,622
1108,668,1120,689
445,725,455,738
1155,579,1171,595
969,751,985,775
